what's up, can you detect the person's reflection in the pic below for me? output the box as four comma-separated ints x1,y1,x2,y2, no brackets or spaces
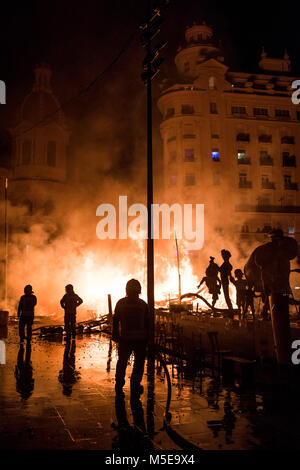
58,339,80,396
113,390,154,451
106,339,112,373
15,342,34,400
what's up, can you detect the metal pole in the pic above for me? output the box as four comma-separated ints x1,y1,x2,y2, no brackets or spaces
4,177,8,308
145,0,156,437
175,232,181,302
146,0,155,342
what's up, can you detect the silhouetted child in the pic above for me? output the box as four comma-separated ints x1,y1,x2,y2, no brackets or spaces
198,257,221,308
60,285,83,339
230,269,247,319
231,269,257,320
17,285,37,343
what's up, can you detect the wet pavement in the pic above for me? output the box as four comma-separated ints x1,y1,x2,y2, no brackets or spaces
1,322,300,450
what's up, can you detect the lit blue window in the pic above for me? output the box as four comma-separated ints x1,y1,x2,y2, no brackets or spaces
238,150,246,160
212,150,220,162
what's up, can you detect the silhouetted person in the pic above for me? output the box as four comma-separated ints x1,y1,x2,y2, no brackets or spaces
60,284,83,339
58,339,80,396
230,269,247,319
15,342,34,400
17,284,37,343
112,279,149,396
198,256,221,308
231,269,257,320
220,249,234,315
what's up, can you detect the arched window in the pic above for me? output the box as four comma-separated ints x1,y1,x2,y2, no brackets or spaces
22,140,31,165
47,141,56,167
209,76,216,90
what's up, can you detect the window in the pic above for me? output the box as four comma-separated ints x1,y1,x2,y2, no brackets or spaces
297,111,300,121
237,150,250,164
237,133,250,141
238,150,246,160
185,173,195,186
166,108,174,118
275,109,290,118
232,106,246,114
210,102,218,114
209,76,215,90
284,175,298,190
281,136,295,144
282,152,296,167
261,175,275,189
47,141,56,167
181,104,194,115
169,151,176,163
211,150,220,162
22,140,31,165
211,134,219,139
239,173,252,188
285,175,292,185
184,149,195,162
254,108,268,116
260,150,273,165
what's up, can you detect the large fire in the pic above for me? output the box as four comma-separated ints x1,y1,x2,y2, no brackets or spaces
6,229,237,319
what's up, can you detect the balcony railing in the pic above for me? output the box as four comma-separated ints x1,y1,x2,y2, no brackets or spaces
238,157,251,165
283,156,296,167
262,181,275,189
235,204,300,213
285,182,298,190
239,181,252,188
260,156,273,165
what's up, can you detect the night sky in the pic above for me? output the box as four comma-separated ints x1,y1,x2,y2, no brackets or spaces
0,0,299,177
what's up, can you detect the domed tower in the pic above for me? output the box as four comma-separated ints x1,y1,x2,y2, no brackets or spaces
175,21,224,80
10,63,70,216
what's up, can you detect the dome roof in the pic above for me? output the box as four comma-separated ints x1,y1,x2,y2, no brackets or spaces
20,63,63,125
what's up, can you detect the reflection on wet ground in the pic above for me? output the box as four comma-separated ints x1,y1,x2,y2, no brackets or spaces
1,324,300,450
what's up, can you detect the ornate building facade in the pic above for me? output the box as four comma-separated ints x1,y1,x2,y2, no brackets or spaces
10,63,70,220
157,22,300,248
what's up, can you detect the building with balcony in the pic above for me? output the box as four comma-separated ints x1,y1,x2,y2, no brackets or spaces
157,22,300,248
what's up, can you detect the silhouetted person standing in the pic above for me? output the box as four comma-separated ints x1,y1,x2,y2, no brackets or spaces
220,249,234,316
198,256,221,308
60,285,83,339
113,279,149,396
17,285,37,343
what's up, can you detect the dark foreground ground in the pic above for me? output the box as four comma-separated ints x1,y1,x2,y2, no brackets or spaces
1,322,300,451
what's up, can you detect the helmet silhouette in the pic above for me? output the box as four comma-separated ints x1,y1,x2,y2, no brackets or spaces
65,284,74,294
126,279,141,295
24,285,33,294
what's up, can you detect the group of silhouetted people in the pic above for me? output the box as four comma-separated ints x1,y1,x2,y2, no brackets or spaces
198,249,257,320
17,284,83,343
17,278,150,398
